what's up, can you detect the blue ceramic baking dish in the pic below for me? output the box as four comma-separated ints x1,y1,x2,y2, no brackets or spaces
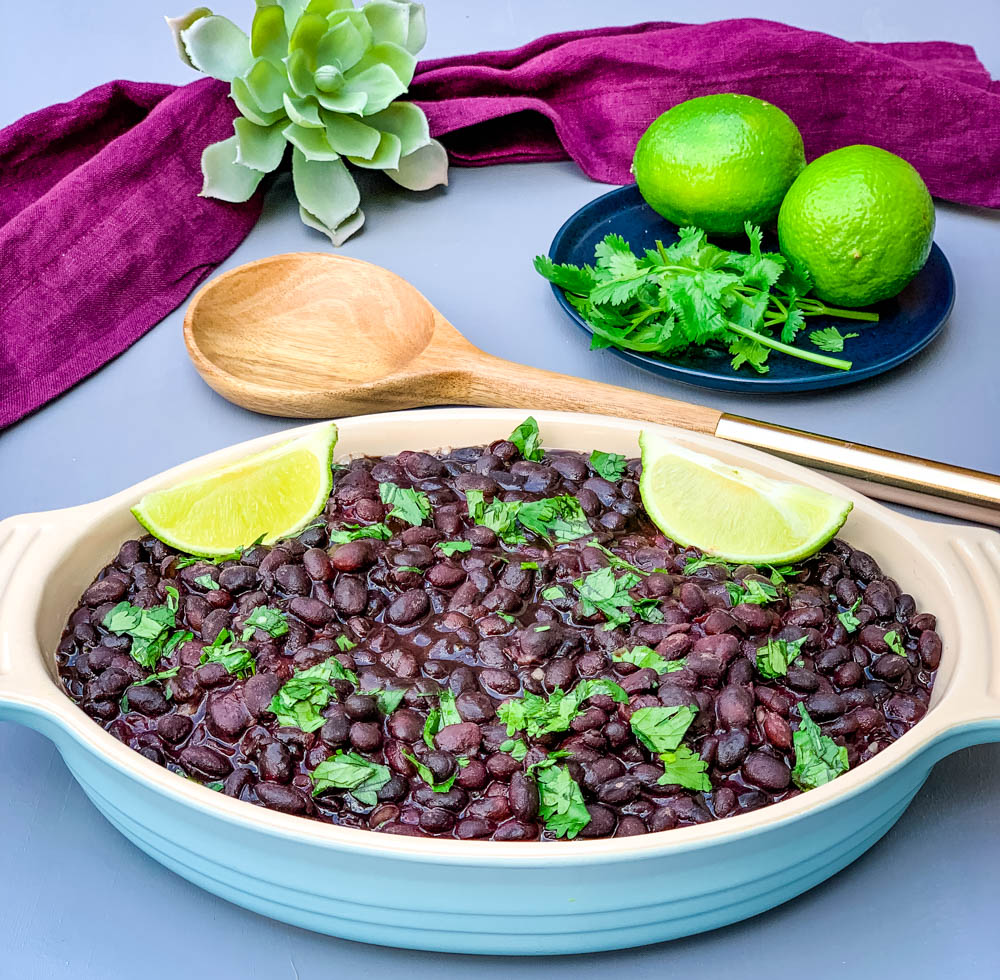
1,409,997,954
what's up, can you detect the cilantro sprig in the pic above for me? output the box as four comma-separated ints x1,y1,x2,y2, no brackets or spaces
535,226,878,375
810,326,859,353
657,747,712,792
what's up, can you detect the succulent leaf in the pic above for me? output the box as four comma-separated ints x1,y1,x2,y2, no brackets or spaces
231,75,285,125
348,131,401,169
291,147,361,232
323,113,382,158
299,204,366,246
234,118,287,172
351,41,416,87
316,16,369,71
166,8,213,68
181,15,254,81
366,102,429,156
343,63,407,115
250,4,288,60
244,57,288,112
386,138,449,191
286,48,318,97
176,0,444,244
200,136,265,201
283,92,324,128
283,123,340,161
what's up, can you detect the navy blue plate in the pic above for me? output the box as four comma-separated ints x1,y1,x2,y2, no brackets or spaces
547,184,955,393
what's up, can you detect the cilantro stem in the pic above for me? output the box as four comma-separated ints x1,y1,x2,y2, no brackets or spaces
728,324,852,371
798,300,879,322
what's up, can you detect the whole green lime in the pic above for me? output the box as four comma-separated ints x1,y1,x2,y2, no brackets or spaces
632,93,805,235
777,145,935,307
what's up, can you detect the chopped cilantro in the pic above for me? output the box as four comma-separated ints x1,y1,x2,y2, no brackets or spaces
657,746,711,792
725,578,779,606
838,598,862,633
268,656,358,732
500,738,529,761
102,598,177,669
589,450,626,482
328,523,392,544
541,585,566,601
465,489,525,544
497,679,627,738
520,561,539,570
682,555,730,574
402,749,459,793
497,612,515,624
372,688,406,715
175,534,265,568
883,630,907,656
335,635,357,651
612,645,685,675
438,689,463,727
573,566,663,630
379,483,431,526
531,761,590,839
206,781,224,792
755,636,807,679
422,708,441,749
199,629,255,679
241,606,288,642
791,705,849,790
516,496,592,543
311,750,391,806
194,574,219,591
585,538,645,575
396,565,424,574
534,624,551,632
630,705,697,754
120,663,182,712
509,416,544,461
436,540,473,557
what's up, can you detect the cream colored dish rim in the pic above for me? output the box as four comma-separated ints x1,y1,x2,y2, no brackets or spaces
1,408,998,865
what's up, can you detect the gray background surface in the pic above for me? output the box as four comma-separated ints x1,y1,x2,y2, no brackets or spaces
2,1,998,976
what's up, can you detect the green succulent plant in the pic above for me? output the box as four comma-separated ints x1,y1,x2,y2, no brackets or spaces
168,0,447,244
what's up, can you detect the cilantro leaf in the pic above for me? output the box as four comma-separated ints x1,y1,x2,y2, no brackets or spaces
508,417,544,461
683,555,730,574
465,489,525,545
532,255,597,295
497,679,627,738
791,705,849,790
422,708,441,749
199,629,255,679
589,450,626,481
379,484,431,526
268,656,358,732
516,495,591,543
194,574,219,591
532,762,590,839
121,663,182,711
755,636,807,679
402,749,459,793
371,688,406,715
809,326,859,352
573,566,644,630
103,599,177,669
500,738,529,761
435,540,472,557
657,746,712,792
241,606,288,642
541,585,566,601
174,535,265,568
335,635,356,651
838,598,862,633
883,630,907,656
612,645,685,675
630,705,697,754
725,578,779,606
438,689,463,727
311,750,391,806
328,523,392,544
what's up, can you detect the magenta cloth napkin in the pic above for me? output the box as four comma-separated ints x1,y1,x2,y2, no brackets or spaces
3,18,999,429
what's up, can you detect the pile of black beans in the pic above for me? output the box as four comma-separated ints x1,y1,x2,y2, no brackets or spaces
56,440,941,840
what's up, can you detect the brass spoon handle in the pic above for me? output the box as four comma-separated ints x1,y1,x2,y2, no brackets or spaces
450,349,1000,527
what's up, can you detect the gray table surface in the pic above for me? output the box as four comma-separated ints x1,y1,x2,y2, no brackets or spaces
3,1,999,975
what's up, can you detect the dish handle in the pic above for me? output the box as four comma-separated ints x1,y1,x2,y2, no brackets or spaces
920,521,1000,758
0,512,72,727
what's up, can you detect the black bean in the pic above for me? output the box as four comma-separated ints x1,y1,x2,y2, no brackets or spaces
255,782,308,814
386,589,429,625
180,745,232,779
334,576,369,616
742,751,791,792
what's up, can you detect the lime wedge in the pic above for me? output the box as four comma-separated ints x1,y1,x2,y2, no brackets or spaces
132,423,338,557
638,431,852,564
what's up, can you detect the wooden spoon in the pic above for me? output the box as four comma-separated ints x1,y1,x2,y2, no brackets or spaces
184,252,1000,525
